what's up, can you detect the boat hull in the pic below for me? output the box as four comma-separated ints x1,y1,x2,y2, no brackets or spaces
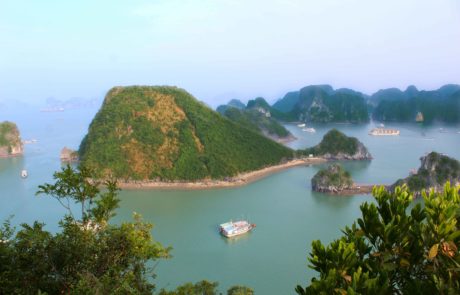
219,221,255,238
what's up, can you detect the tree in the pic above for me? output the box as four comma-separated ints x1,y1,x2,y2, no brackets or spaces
296,183,460,295
227,285,254,295
0,165,171,294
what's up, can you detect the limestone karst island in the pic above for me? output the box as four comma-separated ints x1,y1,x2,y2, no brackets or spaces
0,121,23,158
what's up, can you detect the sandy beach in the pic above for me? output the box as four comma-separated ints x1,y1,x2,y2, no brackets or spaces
117,157,327,190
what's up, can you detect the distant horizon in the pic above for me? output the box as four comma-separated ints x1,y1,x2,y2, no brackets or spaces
1,82,459,109
1,0,459,108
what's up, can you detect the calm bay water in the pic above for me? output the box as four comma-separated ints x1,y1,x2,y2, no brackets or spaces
1,106,460,294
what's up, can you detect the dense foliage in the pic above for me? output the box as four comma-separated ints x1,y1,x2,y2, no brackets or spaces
216,99,245,114
272,85,369,123
395,152,460,192
246,97,297,122
300,129,359,157
297,183,460,294
0,121,21,150
272,91,301,113
217,97,293,139
372,85,460,123
0,165,171,294
159,281,254,295
79,86,294,181
311,164,353,192
0,165,254,294
223,107,290,138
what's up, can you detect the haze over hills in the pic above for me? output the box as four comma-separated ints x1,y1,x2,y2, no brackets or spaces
272,85,369,123
216,98,295,142
79,86,294,181
237,83,460,124
371,84,460,123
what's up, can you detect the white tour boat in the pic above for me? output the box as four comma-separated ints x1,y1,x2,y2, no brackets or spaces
302,127,316,133
219,220,256,238
369,128,400,136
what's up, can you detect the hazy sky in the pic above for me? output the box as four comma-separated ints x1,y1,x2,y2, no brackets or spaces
1,0,460,107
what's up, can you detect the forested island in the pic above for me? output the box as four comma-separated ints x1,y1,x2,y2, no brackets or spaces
300,129,372,160
312,164,353,193
217,97,295,142
224,84,460,124
394,152,460,195
0,121,23,157
77,86,376,188
272,85,369,123
371,84,460,123
79,86,294,182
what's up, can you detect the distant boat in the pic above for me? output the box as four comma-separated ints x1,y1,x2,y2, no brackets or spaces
369,128,400,136
302,127,316,133
219,220,255,238
378,123,385,128
297,123,306,128
21,170,28,178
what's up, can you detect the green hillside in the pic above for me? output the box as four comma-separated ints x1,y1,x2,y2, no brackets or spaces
271,85,369,123
372,85,460,123
300,129,372,160
216,97,294,140
79,86,294,181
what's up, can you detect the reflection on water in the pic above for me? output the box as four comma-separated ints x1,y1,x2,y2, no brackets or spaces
220,232,252,245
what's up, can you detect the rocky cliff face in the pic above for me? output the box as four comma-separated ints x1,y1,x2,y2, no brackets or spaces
311,164,354,193
0,121,23,157
60,147,79,162
321,141,371,160
394,152,460,193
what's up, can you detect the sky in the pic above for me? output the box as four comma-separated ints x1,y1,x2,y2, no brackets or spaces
1,0,460,107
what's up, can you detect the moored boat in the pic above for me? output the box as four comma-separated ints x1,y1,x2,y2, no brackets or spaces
219,220,255,238
297,123,306,128
369,128,400,136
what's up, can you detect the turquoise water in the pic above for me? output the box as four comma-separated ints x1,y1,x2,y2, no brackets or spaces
1,107,460,294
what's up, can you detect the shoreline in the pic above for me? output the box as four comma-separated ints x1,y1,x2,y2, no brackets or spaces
117,157,327,190
313,184,390,196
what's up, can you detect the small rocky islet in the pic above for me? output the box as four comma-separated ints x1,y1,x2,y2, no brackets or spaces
311,164,354,193
0,121,23,158
299,129,372,160
394,151,460,196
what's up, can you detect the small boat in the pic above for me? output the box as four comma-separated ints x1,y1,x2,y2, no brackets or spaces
369,128,400,136
219,220,255,238
21,170,28,178
297,123,306,128
379,123,385,128
302,127,316,133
